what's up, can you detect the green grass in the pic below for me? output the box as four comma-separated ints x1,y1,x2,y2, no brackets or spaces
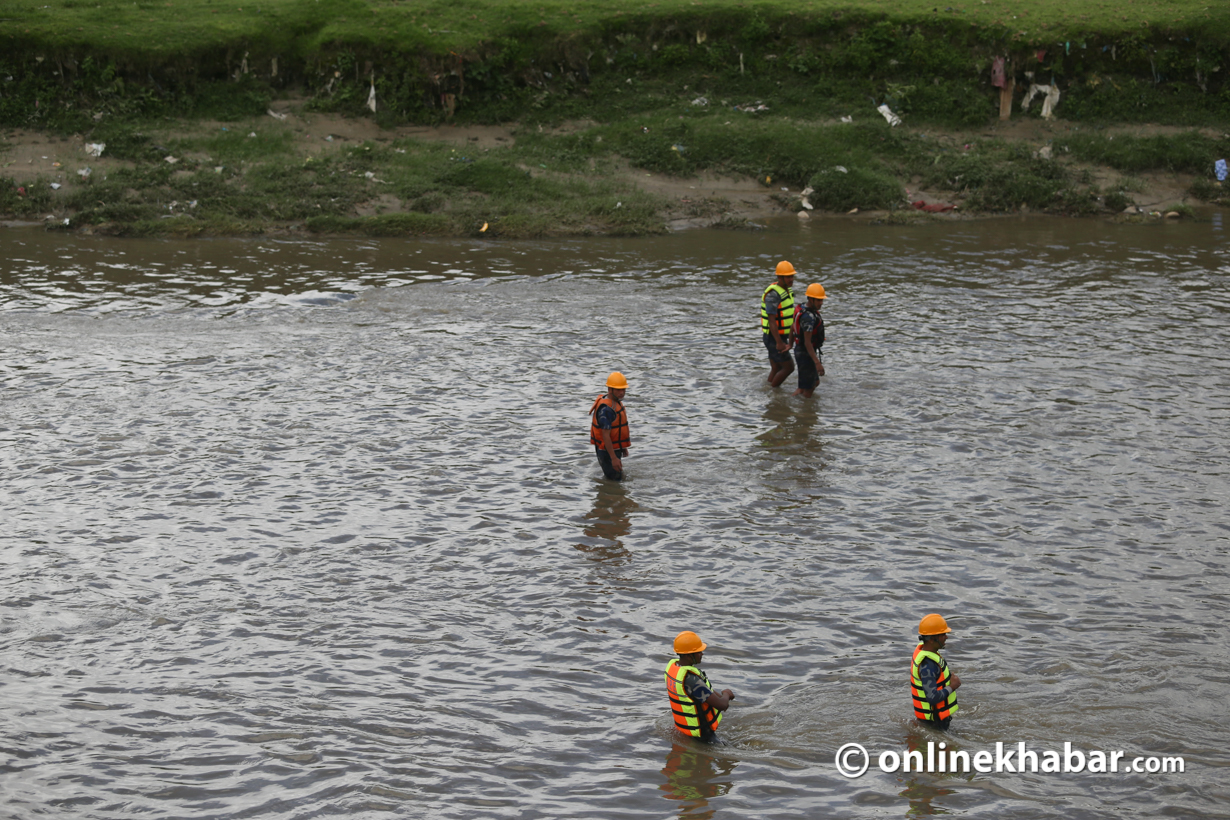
4,0,1228,58
4,0,1230,135
4,0,1229,234
2,130,671,237
9,106,1208,237
1059,131,1230,175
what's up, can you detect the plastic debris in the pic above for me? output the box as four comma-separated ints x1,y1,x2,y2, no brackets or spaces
840,115,853,123
248,132,256,138
188,200,198,209
164,156,178,164
1022,84,1061,119
733,102,769,112
51,161,61,168
691,96,709,106
480,222,489,232
877,103,902,127
366,76,377,113
1164,211,1180,219
797,210,810,220
267,109,287,121
325,135,334,142
215,166,224,173
834,165,848,174
1035,145,1053,160
800,197,814,210
85,143,105,157
1216,158,1228,181
49,183,61,189
16,187,25,196
912,199,957,213
991,56,1007,88
77,167,91,178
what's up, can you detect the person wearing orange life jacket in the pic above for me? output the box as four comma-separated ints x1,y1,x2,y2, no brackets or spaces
589,371,630,481
761,260,797,388
664,630,736,743
911,613,962,731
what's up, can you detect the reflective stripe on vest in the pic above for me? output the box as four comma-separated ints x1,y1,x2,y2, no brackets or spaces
664,659,722,738
760,283,795,337
911,645,959,722
589,394,630,449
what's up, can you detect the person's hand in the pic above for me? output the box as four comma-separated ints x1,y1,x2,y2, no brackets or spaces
776,339,790,352
949,673,961,691
612,456,623,472
724,689,736,700
817,363,825,376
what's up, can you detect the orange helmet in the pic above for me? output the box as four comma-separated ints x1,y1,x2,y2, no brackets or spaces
673,630,707,654
918,614,952,636
606,371,628,389
806,283,827,299
775,260,796,277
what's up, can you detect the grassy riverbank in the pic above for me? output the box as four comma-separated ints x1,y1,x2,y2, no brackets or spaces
3,0,1230,235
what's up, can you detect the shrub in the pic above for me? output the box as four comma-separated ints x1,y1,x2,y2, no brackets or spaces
806,166,903,211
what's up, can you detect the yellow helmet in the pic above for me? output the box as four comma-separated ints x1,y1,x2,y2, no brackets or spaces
806,283,827,299
673,630,707,654
918,613,952,636
606,371,628,389
775,260,796,277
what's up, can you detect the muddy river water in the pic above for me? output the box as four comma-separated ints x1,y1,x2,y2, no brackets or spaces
2,216,1229,819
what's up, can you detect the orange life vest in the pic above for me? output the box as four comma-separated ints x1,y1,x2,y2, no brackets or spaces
589,394,630,450
664,659,722,739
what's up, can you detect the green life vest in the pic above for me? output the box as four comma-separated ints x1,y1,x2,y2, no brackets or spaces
760,283,795,337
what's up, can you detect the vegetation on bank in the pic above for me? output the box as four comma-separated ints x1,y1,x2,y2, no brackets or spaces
2,0,1230,234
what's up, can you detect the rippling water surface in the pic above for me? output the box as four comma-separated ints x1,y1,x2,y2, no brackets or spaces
2,217,1229,819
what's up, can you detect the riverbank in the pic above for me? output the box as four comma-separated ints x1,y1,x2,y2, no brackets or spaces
3,0,1230,236
2,103,1222,237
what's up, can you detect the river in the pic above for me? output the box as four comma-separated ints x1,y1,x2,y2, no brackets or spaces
2,215,1228,819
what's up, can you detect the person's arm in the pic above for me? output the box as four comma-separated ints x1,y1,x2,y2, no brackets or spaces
601,426,621,472
804,325,824,376
686,673,736,712
918,660,959,706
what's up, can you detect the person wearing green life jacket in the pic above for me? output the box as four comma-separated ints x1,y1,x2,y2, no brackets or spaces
664,631,736,743
911,613,962,731
761,260,797,388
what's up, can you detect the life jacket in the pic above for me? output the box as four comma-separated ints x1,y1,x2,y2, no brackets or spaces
911,644,960,722
798,307,825,350
589,394,630,450
664,659,723,739
760,283,796,337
